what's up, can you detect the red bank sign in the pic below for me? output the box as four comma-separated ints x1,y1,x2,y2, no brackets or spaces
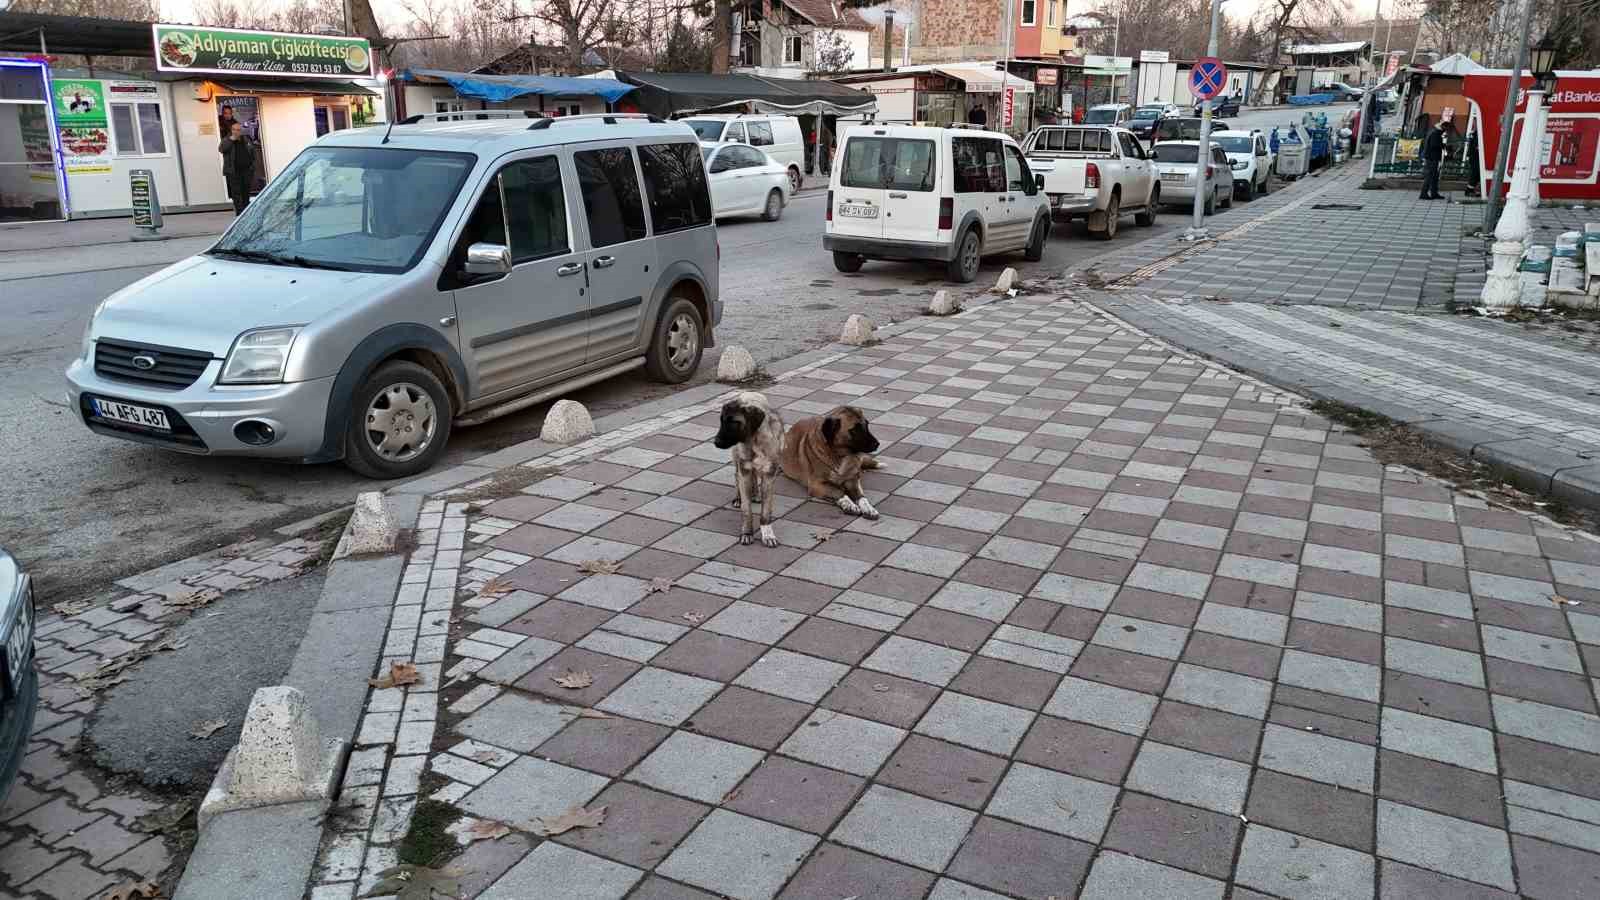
1463,72,1600,199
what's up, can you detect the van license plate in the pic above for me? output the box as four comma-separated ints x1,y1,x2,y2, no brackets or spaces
1161,172,1187,182
93,397,171,431
839,204,878,219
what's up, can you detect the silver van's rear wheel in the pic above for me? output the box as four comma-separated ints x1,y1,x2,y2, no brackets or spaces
344,360,452,479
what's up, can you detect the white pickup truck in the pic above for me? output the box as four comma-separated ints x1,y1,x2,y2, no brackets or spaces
1022,125,1159,240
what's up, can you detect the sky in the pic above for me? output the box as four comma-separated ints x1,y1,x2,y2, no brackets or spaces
150,0,1401,36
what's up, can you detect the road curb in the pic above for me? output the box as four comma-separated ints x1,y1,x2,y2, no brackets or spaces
173,493,421,900
1084,296,1600,517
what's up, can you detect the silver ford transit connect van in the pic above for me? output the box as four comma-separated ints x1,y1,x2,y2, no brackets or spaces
66,113,721,478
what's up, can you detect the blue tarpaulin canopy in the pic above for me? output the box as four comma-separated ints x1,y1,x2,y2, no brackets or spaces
399,68,635,103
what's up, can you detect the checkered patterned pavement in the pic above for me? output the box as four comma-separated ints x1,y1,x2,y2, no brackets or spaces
322,294,1600,900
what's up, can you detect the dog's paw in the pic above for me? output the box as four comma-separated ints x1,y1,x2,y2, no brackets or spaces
856,497,880,520
740,531,753,545
836,496,860,515
759,524,778,547
731,497,743,509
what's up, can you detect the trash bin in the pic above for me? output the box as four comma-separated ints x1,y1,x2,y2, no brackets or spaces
1277,144,1308,178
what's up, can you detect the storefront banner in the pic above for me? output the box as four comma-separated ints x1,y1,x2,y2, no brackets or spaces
1463,71,1600,198
152,24,374,79
53,79,112,174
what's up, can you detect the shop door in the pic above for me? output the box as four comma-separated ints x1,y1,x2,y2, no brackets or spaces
0,62,66,222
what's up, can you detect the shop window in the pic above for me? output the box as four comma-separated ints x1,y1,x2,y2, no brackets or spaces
574,146,648,247
1047,0,1058,27
434,99,466,121
784,35,804,64
637,142,712,233
1021,0,1036,26
111,102,166,156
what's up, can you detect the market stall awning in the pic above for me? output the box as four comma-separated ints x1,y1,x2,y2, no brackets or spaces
0,11,153,57
612,71,876,118
932,66,1035,94
399,68,635,103
200,77,379,96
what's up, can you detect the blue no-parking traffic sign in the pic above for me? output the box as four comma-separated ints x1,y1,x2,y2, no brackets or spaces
1190,57,1228,101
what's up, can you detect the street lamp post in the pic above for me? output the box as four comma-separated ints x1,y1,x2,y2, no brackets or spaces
1183,0,1224,241
1480,35,1559,309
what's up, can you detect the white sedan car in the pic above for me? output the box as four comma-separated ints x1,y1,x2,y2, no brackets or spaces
701,142,790,221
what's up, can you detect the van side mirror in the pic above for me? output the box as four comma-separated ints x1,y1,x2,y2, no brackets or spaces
464,243,512,276
1034,173,1045,190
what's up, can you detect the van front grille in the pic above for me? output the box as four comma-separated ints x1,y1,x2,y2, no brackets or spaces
94,340,213,389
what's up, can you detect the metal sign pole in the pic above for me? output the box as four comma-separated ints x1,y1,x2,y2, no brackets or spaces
129,169,163,241
1186,1,1225,240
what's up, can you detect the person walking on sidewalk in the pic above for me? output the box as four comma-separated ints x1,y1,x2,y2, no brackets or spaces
1419,119,1453,201
219,122,256,215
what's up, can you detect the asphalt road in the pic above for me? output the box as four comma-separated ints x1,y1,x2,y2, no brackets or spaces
3,168,1290,602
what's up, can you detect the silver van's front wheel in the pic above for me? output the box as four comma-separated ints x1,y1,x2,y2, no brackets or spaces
344,360,452,479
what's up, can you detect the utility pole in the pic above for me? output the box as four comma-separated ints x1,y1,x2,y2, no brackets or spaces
1370,0,1382,74
1485,0,1533,232
1184,0,1224,240
1002,0,1013,130
1110,7,1119,104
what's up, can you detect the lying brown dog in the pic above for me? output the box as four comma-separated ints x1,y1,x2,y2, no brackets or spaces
780,405,882,519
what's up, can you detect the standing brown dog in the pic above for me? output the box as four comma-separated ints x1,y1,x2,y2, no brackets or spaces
780,405,881,519
713,392,784,546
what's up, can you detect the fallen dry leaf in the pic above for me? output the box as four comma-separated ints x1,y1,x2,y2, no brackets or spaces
647,577,675,594
552,669,593,689
681,611,706,624
478,577,514,598
131,800,193,835
369,661,422,689
1552,594,1581,607
870,683,892,693
166,588,222,611
53,599,92,616
360,863,463,900
579,558,621,575
465,819,511,842
472,750,501,764
810,528,835,543
188,718,227,740
533,804,606,836
103,881,161,900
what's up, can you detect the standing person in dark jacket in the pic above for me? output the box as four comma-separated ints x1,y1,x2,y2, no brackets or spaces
219,122,256,215
1419,119,1453,200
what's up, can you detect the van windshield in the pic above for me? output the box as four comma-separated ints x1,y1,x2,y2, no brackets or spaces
840,137,936,191
210,146,474,274
683,120,726,142
1082,107,1121,124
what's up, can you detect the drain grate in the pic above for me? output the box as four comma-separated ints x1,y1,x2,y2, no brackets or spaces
1311,203,1365,210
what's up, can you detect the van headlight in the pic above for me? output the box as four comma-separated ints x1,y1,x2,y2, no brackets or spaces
220,327,300,385
81,297,112,359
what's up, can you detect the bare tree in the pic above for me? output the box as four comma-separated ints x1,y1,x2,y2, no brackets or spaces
8,0,158,17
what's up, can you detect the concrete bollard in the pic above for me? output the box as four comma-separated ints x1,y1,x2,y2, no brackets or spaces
840,314,876,345
995,267,1018,293
197,686,346,828
540,399,595,444
927,290,960,316
332,491,397,560
716,346,758,382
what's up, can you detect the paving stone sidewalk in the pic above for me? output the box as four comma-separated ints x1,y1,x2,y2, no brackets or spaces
0,534,327,900
315,292,1600,900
